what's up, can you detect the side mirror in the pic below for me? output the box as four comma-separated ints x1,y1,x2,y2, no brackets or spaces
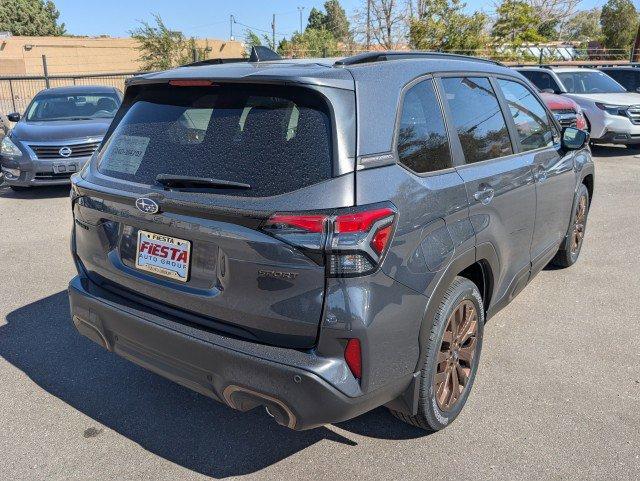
7,112,20,122
562,127,589,151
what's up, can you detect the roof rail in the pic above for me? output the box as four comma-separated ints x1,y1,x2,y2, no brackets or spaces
334,51,505,67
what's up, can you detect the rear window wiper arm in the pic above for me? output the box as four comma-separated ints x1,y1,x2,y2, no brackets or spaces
155,174,251,190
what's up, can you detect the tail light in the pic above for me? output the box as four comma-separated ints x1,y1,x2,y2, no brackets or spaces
262,205,396,277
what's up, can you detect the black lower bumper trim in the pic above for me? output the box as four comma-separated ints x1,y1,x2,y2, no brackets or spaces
67,275,409,430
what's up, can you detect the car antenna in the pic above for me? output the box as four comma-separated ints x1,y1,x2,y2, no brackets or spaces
249,46,282,62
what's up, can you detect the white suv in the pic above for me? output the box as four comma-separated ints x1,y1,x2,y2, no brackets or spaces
518,66,640,146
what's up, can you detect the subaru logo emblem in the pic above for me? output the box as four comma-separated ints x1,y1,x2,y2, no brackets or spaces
135,197,159,214
59,146,72,157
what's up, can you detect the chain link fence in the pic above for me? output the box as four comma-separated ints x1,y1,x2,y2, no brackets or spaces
0,71,146,115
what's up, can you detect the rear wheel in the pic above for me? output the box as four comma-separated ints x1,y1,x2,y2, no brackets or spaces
390,277,484,431
551,183,589,268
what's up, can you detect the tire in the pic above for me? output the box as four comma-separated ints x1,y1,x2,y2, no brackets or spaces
389,276,484,431
551,183,589,268
9,185,29,192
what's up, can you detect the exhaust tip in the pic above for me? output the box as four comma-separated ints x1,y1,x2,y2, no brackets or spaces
223,385,296,429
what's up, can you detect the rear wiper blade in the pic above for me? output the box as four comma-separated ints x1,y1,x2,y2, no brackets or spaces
155,174,251,190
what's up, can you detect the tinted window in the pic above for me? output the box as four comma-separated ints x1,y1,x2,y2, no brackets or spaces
441,77,513,164
602,69,639,92
26,92,121,121
498,79,555,152
556,71,626,93
97,84,332,197
397,80,452,173
519,70,561,93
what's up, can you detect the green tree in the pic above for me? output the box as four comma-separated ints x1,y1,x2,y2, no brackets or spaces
324,0,351,41
565,9,602,42
130,14,207,70
409,0,488,53
281,28,340,58
600,0,638,50
307,8,327,31
492,0,545,44
0,0,65,36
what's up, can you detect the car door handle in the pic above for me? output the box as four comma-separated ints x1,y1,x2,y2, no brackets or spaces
473,187,495,205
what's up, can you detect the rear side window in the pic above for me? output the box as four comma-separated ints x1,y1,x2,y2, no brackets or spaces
519,70,561,93
498,79,555,152
97,84,332,197
441,77,513,164
397,79,452,173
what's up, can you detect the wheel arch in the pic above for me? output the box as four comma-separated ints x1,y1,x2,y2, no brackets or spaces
386,246,498,416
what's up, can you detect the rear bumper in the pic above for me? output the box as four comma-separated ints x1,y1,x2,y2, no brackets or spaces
68,274,409,430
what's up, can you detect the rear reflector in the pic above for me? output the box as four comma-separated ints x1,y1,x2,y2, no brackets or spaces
344,339,362,379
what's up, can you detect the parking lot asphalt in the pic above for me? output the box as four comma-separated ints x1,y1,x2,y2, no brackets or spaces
0,147,638,481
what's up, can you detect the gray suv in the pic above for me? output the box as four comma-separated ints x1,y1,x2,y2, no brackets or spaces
68,51,594,432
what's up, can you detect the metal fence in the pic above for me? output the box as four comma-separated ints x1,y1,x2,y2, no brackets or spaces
0,71,145,115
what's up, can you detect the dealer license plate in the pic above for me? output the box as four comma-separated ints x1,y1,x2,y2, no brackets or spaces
135,230,191,282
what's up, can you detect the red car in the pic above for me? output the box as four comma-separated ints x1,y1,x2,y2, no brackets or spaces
540,92,588,131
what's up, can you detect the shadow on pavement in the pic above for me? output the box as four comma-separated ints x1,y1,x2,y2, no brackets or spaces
0,184,70,199
1,291,425,478
590,144,638,158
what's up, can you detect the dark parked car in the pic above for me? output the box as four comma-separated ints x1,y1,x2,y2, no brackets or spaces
0,85,122,190
68,51,594,432
599,66,640,93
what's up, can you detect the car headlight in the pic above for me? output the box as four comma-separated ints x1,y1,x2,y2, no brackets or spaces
595,103,627,116
1,136,22,157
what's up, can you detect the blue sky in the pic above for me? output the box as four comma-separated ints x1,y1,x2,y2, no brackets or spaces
55,0,606,40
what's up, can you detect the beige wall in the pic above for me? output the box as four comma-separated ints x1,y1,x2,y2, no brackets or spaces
0,36,244,76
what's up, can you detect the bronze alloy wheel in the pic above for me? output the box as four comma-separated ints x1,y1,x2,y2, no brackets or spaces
571,194,588,254
434,300,478,412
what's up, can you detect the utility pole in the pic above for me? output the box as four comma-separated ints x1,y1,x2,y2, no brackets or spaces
297,6,305,33
366,0,371,50
229,14,235,41
632,23,640,63
271,14,276,50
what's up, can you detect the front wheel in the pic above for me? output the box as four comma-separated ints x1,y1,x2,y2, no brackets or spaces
551,184,589,268
390,277,484,431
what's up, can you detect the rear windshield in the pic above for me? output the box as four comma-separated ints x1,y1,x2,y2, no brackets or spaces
97,84,333,197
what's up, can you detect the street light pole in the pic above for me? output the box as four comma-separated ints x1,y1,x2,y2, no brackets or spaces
297,6,305,33
229,14,235,40
366,0,371,50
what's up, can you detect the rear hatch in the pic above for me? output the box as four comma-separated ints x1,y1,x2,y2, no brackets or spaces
72,80,356,349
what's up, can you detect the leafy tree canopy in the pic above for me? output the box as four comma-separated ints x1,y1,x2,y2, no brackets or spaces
565,8,602,42
130,14,208,71
492,0,545,44
0,0,65,36
600,0,638,49
305,1,351,41
409,0,488,52
281,28,341,58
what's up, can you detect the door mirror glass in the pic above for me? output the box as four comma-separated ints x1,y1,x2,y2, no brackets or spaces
562,127,588,150
7,112,20,122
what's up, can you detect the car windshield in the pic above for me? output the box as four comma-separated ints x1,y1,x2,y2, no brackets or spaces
25,92,121,121
556,71,626,94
